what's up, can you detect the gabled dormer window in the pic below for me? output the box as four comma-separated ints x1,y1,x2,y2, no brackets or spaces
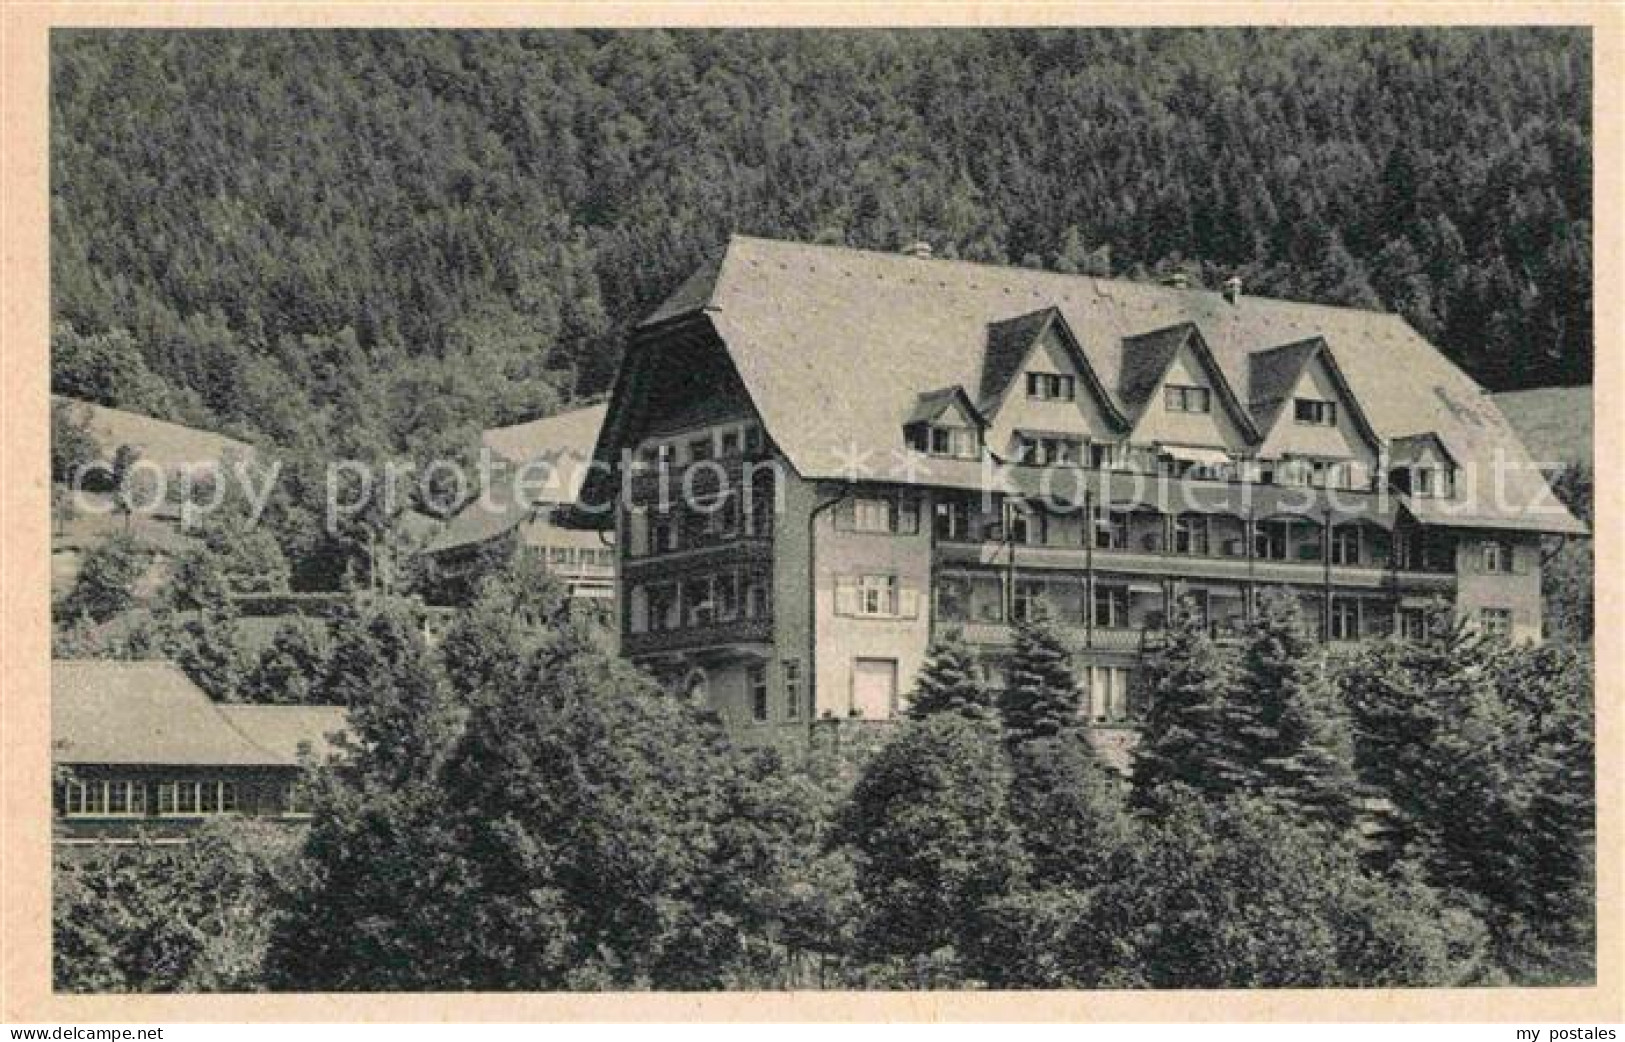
1026,373,1075,401
908,424,979,460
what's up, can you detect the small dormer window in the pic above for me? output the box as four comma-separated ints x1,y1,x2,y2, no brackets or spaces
908,424,979,460
1408,465,1455,498
1026,373,1075,401
1294,398,1337,426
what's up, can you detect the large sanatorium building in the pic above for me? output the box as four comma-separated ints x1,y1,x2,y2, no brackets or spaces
572,236,1587,749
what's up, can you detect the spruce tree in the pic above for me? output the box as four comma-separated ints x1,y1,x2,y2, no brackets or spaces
906,628,995,722
1131,596,1249,807
1000,602,1083,745
1239,589,1359,830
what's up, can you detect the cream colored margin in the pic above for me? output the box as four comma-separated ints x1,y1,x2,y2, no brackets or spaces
1,1,1619,1024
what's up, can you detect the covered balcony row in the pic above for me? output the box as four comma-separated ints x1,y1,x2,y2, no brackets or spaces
932,477,1456,579
935,569,1432,649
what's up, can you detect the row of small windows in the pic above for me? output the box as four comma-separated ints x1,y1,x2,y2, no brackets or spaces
60,779,308,818
637,420,766,467
626,481,777,557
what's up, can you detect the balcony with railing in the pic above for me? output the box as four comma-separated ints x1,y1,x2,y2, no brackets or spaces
621,613,774,657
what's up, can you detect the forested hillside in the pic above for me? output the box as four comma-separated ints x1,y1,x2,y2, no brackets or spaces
51,28,1591,463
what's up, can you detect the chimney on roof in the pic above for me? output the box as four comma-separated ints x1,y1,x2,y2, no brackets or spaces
1223,275,1243,303
1161,272,1190,290
903,241,933,260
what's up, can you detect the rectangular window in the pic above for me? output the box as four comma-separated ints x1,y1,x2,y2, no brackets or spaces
1482,604,1514,637
1094,508,1128,550
1089,666,1132,724
742,423,764,456
858,575,900,617
1026,373,1076,401
1330,598,1360,641
1092,584,1128,629
1254,521,1290,560
927,426,979,459
1331,526,1361,566
782,660,801,720
1174,514,1210,556
1398,607,1427,640
1165,385,1212,413
934,498,971,541
936,575,972,621
650,510,679,554
1089,442,1121,469
158,780,234,817
1012,579,1045,623
1480,608,1513,638
647,583,679,632
1482,540,1515,574
688,436,714,463
63,779,146,818
718,427,741,458
1294,398,1337,426
749,664,769,723
744,580,769,620
1017,435,1083,466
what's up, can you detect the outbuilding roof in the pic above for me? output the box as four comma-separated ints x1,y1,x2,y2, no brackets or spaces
53,660,346,768
588,235,1584,536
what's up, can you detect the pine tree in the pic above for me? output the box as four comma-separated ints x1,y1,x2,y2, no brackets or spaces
906,628,995,722
998,602,1084,745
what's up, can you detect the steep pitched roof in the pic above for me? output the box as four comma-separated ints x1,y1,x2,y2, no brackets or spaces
590,234,1581,534
1118,322,1259,440
979,307,1127,427
53,661,289,767
1247,336,1381,448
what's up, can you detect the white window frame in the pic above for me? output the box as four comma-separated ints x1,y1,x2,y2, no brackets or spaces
858,575,899,617
63,779,147,819
1480,607,1513,638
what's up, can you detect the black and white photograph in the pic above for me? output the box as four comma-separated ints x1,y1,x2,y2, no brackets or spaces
4,8,1612,1024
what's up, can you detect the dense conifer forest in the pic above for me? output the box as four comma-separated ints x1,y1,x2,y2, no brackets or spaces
52,28,1591,465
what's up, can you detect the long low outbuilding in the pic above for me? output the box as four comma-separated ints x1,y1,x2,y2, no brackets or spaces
52,659,348,845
